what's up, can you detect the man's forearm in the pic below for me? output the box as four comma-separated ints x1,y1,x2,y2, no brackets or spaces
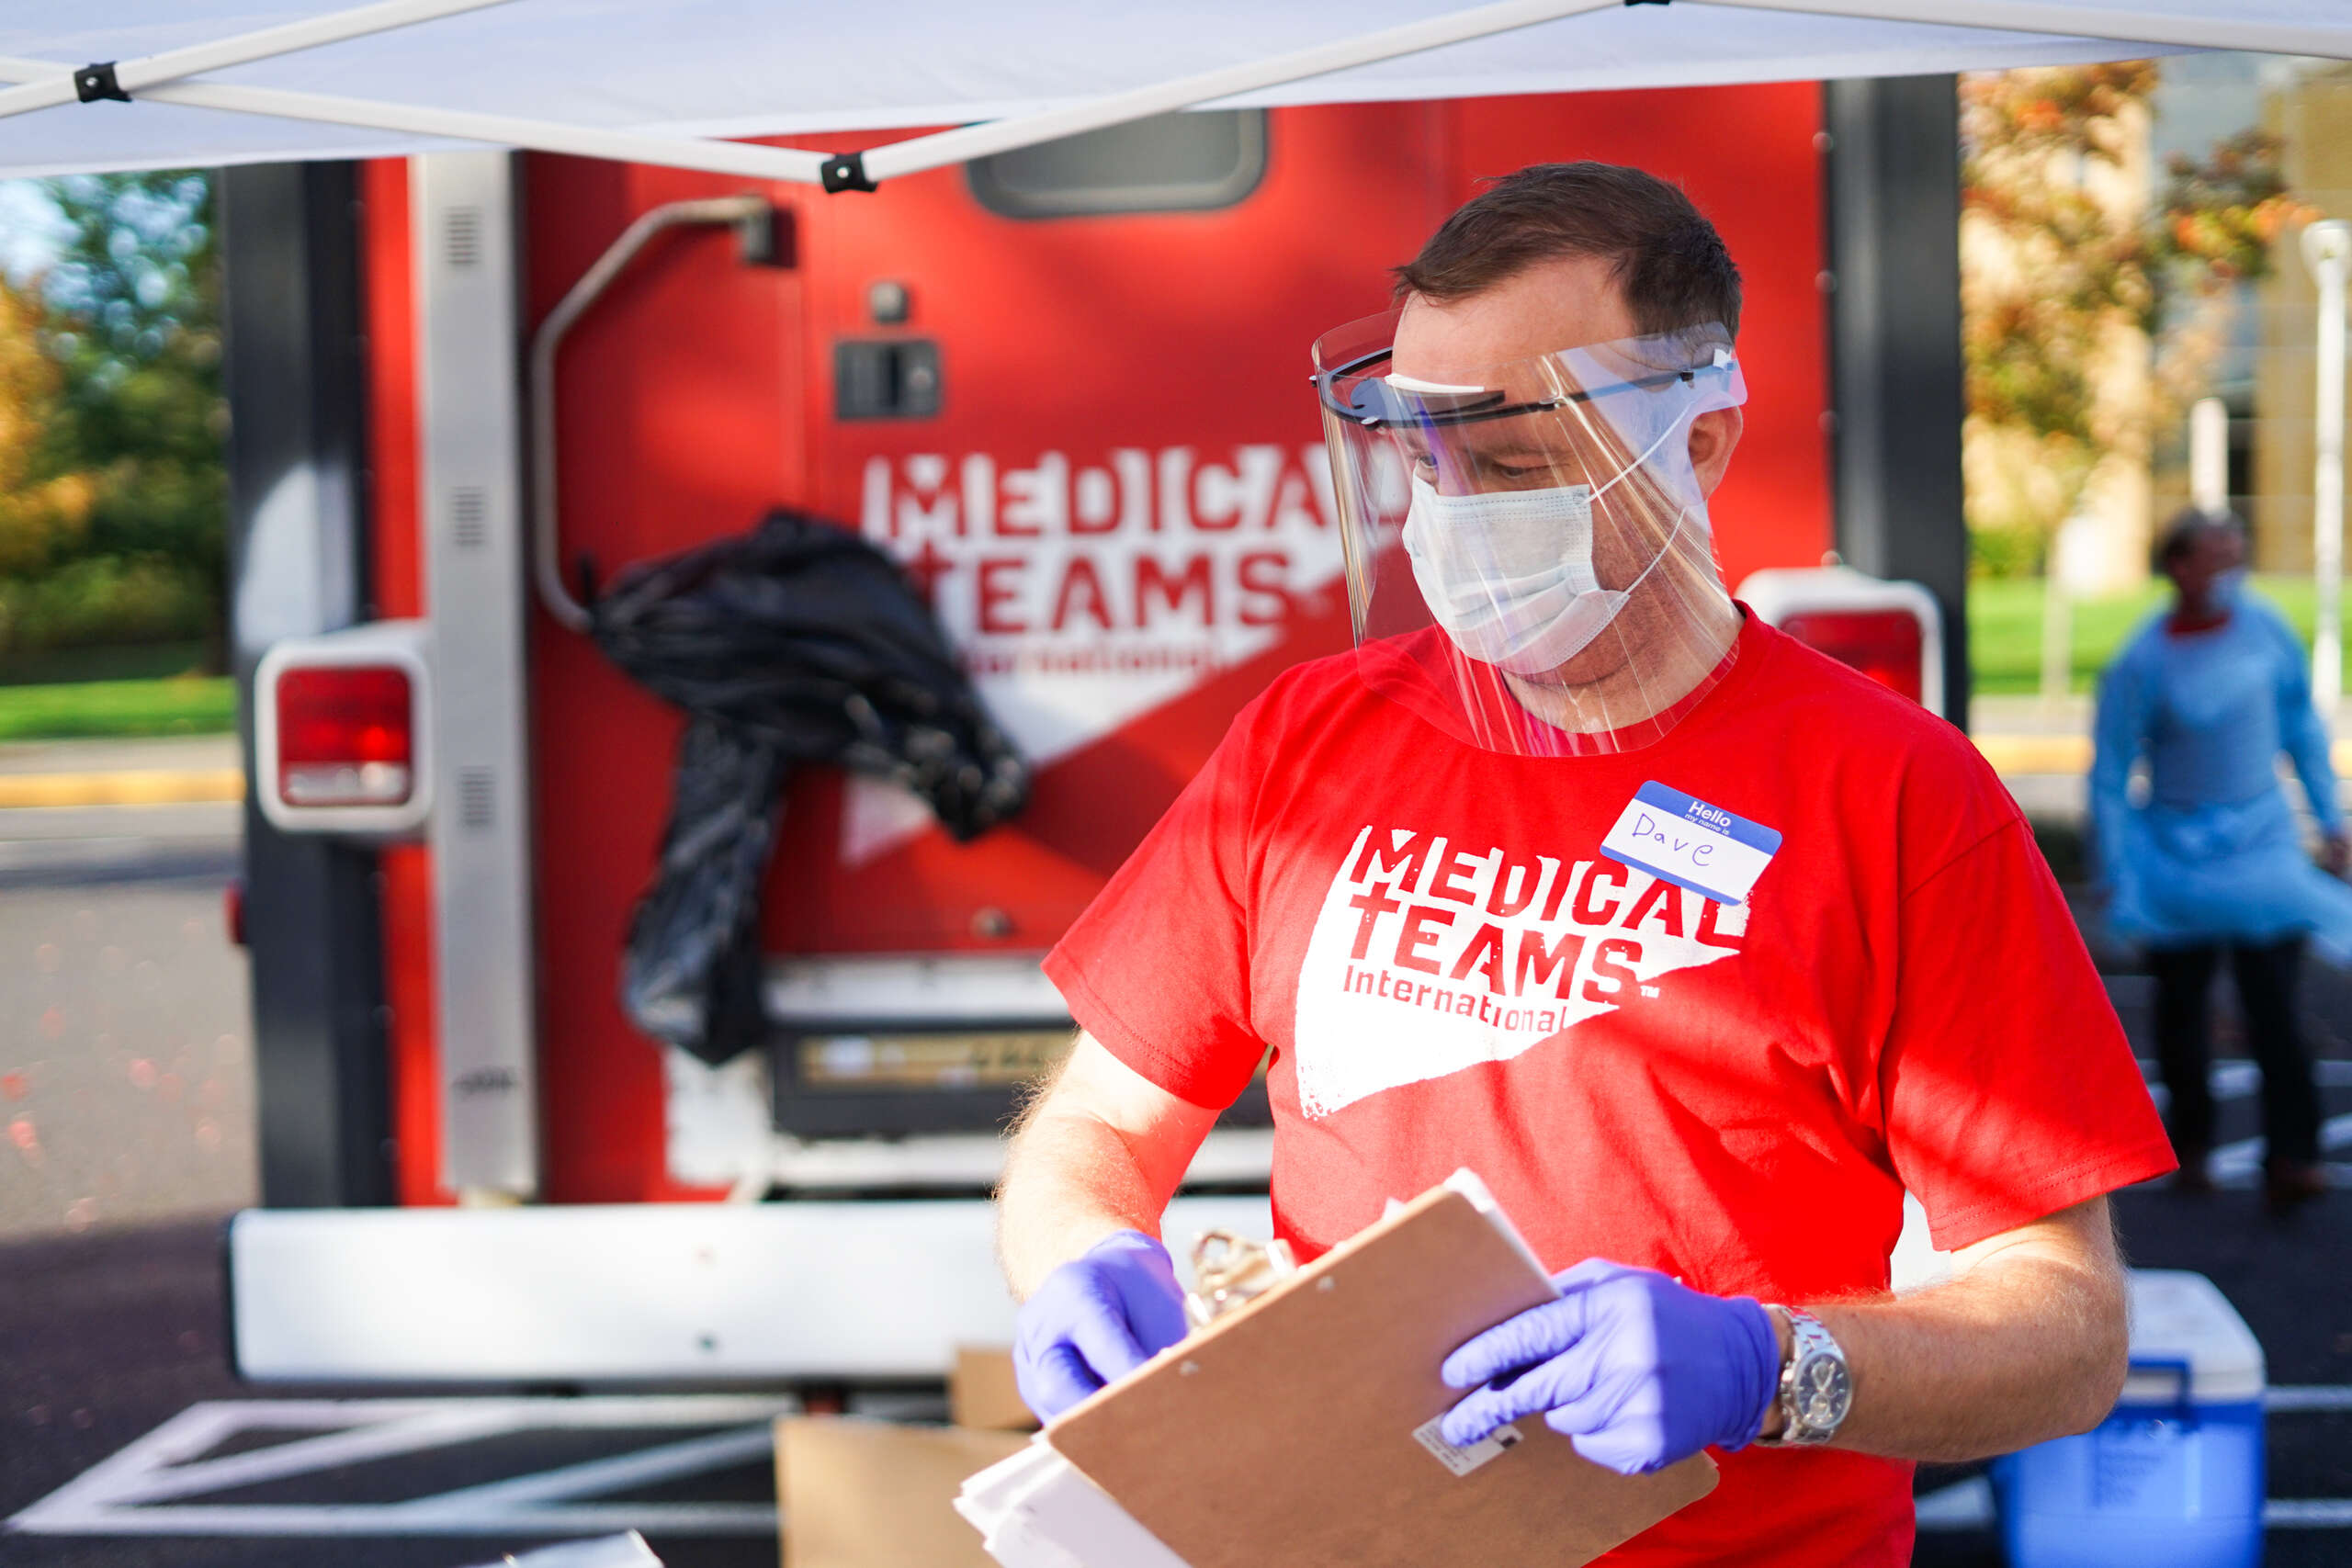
996,1033,1224,1301
1800,1240,2127,1461
997,1108,1175,1301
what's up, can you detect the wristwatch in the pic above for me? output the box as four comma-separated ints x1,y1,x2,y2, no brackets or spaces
1755,1306,1851,1447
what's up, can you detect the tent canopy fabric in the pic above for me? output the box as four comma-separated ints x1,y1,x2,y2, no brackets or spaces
0,2,2344,182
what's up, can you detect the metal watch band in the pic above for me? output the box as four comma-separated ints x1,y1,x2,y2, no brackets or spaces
1755,1305,1850,1447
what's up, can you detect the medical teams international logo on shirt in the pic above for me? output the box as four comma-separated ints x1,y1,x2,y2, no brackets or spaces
1291,823,1752,1119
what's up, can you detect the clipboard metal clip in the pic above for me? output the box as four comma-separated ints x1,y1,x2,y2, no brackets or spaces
1184,1229,1298,1330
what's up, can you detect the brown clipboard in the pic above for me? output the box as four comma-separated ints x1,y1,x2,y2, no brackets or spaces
1042,1183,1717,1568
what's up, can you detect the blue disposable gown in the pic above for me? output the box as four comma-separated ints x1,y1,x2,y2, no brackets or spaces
2090,595,2352,959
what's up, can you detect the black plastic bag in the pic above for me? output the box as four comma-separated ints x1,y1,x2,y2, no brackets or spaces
589,510,1029,1064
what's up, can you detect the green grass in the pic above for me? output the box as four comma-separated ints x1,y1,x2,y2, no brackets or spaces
0,638,211,687
0,674,236,742
1969,574,2350,696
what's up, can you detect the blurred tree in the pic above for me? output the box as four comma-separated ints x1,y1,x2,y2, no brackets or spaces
1960,65,2309,582
1961,62,2158,582
2148,130,2312,420
32,171,224,661
0,279,94,582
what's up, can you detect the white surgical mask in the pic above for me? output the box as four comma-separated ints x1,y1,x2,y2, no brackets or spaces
1402,476,1687,676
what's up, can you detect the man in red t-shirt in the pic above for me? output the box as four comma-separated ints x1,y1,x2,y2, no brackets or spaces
996,163,2173,1565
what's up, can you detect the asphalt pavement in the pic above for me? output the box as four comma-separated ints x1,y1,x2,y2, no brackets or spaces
0,1220,784,1568
0,747,775,1568
6,1022,2349,1568
0,738,251,1242
5,732,2352,1567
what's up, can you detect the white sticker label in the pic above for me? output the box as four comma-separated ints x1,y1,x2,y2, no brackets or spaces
1598,780,1782,908
1411,1416,1523,1476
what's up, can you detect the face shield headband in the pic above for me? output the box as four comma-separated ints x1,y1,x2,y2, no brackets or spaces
1317,334,1739,434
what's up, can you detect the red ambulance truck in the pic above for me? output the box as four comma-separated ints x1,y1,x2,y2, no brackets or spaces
220,77,1962,1384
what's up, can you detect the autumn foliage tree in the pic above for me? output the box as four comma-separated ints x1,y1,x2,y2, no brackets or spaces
2148,130,2311,418
0,280,93,588
1961,63,2309,581
0,171,224,666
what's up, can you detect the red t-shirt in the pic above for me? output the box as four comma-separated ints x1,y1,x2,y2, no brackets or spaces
1045,613,2173,1566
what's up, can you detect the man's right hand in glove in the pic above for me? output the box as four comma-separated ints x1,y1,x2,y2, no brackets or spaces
1012,1228,1190,1420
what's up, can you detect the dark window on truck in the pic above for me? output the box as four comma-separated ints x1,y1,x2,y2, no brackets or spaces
967,108,1268,220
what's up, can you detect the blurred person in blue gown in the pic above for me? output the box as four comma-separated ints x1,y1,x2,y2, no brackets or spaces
2092,507,2352,1213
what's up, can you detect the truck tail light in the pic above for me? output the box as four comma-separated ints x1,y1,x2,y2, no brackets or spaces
276,666,415,807
1734,568,1946,717
1778,609,1924,704
256,620,432,837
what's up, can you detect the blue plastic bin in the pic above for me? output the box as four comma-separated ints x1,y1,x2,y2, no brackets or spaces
1992,1269,2266,1568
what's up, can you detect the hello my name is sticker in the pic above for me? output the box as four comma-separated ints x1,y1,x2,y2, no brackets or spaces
1598,781,1781,907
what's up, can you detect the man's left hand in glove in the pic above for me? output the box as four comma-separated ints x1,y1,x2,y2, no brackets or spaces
1438,1258,1781,1475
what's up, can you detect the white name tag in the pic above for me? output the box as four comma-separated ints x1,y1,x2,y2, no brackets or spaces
1599,781,1781,907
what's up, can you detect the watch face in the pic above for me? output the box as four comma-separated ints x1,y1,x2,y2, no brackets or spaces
1794,1352,1852,1432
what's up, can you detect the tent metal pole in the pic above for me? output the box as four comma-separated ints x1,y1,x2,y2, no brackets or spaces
859,0,1620,182
10,0,2337,193
0,61,835,186
1698,0,2349,62
0,0,1626,194
0,0,519,123
135,79,839,186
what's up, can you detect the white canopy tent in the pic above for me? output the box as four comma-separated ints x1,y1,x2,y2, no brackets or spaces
0,1,2344,186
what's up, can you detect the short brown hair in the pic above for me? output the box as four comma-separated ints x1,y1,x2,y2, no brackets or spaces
1393,162,1742,338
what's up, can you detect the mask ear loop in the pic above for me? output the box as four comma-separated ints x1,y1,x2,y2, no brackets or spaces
1567,384,1702,598
1578,396,1740,726
1585,406,1687,505
1509,504,1692,695
1623,504,1690,594
1512,378,1706,705
1607,505,1699,722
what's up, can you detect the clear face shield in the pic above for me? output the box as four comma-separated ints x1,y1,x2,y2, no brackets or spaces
1312,310,1748,756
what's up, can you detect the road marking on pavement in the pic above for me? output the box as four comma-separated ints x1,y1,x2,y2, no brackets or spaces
2211,1112,2352,1183
0,769,243,809
2131,1061,2352,1184
2138,1059,2352,1099
1914,1475,1996,1530
1918,1479,2352,1532
23,1392,2352,1540
1970,736,2352,777
1972,735,2093,774
2266,1385,2352,1412
5,1396,791,1539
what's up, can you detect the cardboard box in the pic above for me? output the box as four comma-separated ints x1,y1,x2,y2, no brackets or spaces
950,1346,1040,1432
778,1416,1030,1568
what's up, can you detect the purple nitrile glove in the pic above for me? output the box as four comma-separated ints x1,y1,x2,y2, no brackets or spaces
1438,1258,1779,1476
1012,1229,1190,1421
